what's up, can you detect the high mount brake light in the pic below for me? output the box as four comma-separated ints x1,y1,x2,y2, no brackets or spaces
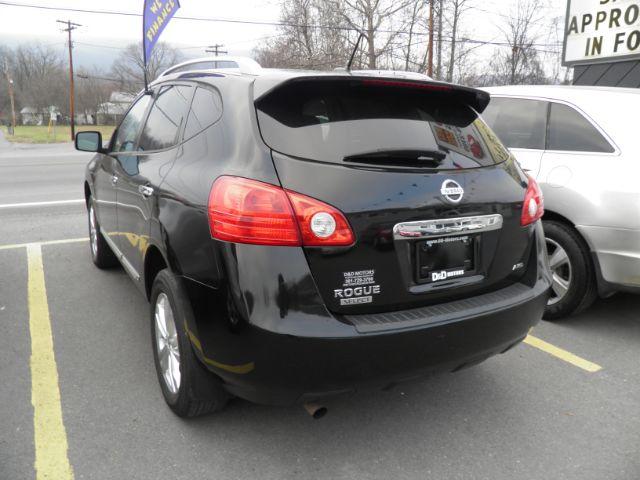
521,176,544,226
360,79,453,91
208,176,354,247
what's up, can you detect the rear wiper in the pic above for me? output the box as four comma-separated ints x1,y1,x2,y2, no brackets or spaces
343,149,447,168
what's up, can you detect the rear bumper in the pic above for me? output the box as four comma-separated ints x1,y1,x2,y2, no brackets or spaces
211,277,549,406
577,225,640,290
189,221,551,406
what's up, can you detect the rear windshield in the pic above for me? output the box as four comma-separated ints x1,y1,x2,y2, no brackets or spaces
255,79,510,169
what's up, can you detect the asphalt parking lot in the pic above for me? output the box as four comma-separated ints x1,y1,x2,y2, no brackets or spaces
1,141,639,480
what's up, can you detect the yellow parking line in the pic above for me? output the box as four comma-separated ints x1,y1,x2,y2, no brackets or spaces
27,243,74,480
0,237,88,251
524,334,602,373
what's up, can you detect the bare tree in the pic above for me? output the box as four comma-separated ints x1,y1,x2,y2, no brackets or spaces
444,0,473,82
255,0,352,69
544,15,567,84
0,47,13,124
401,0,426,71
488,0,548,85
435,0,443,79
111,42,183,94
337,0,413,69
9,44,67,120
253,0,561,87
76,68,114,125
257,0,431,71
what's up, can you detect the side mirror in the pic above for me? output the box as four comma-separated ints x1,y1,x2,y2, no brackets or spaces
75,131,103,153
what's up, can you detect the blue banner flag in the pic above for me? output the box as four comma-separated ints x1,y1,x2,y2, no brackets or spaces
143,0,180,63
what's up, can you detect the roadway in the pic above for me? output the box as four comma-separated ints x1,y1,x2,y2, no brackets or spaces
0,141,639,480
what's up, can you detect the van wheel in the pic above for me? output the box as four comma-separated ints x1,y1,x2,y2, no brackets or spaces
543,220,597,320
150,269,229,417
88,199,118,268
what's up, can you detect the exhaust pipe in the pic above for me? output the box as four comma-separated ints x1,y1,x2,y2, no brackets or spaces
303,402,327,419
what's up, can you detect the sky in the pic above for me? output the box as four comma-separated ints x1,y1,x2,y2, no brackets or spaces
0,0,282,60
0,0,567,69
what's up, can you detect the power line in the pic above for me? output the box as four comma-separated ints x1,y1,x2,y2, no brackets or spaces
77,73,146,89
49,35,563,62
77,73,123,83
74,41,125,50
74,34,286,52
0,0,563,46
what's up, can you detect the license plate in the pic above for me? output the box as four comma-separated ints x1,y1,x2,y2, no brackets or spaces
416,234,476,283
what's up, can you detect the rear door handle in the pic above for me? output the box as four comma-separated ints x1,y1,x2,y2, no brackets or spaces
138,185,154,197
111,175,118,185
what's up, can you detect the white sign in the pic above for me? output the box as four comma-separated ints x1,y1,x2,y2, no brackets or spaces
563,0,640,65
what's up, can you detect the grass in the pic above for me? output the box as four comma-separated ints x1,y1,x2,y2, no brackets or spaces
0,125,116,144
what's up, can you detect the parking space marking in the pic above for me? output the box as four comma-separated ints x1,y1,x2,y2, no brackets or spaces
0,199,84,209
0,237,88,251
524,334,602,373
27,243,74,480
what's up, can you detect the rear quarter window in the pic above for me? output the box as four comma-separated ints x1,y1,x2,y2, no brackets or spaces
547,103,614,153
184,87,223,139
138,85,193,151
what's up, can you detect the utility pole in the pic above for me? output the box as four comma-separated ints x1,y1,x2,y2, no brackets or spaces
57,19,81,141
3,59,16,135
427,0,434,77
205,44,227,56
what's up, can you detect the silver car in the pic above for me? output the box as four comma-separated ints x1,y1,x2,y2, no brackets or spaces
483,85,640,319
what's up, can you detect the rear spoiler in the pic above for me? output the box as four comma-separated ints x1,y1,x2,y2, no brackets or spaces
253,74,491,113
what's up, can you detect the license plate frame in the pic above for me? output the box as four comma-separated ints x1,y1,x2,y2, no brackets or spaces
415,234,479,284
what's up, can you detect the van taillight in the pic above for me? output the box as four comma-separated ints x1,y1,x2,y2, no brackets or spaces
520,176,544,226
208,176,354,246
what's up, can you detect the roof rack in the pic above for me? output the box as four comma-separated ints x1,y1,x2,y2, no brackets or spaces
159,56,262,78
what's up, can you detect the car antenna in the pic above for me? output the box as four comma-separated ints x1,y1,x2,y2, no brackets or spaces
347,32,364,71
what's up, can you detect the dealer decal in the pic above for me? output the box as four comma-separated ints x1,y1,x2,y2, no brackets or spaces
334,269,381,305
431,269,465,282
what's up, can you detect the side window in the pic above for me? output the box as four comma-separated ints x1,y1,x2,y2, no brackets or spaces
482,97,547,150
138,85,193,151
214,61,238,68
183,87,223,139
113,95,152,153
169,61,214,74
547,103,614,153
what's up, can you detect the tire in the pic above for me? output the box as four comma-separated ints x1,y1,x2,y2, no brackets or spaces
88,198,119,269
543,220,597,320
150,269,229,417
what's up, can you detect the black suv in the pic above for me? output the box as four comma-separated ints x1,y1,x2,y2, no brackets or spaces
76,67,551,417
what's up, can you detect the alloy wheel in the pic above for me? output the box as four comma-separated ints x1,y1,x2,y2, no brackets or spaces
154,293,181,395
546,237,572,305
89,205,98,258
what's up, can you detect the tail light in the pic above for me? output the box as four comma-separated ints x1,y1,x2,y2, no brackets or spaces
520,176,544,226
208,176,354,246
286,190,354,246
